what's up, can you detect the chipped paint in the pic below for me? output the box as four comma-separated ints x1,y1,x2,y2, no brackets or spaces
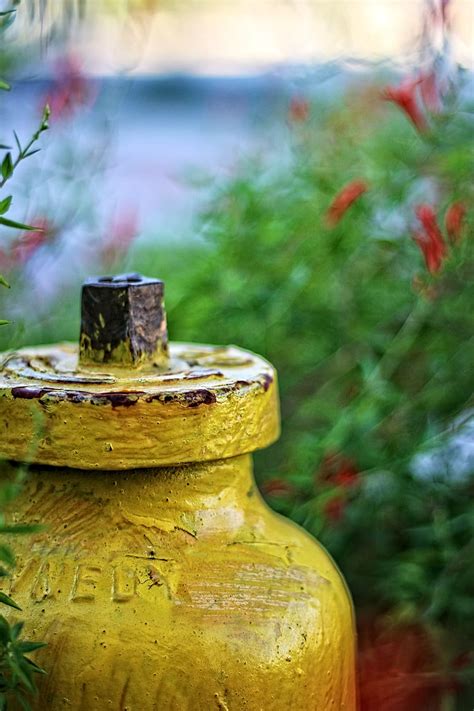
0,342,279,469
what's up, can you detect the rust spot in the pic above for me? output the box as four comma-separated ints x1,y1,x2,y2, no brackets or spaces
10,386,144,408
184,389,216,407
261,373,273,391
11,386,53,399
92,392,144,408
8,373,270,408
145,389,217,407
64,392,88,404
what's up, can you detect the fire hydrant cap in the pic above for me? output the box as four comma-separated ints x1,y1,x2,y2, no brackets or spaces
0,274,280,469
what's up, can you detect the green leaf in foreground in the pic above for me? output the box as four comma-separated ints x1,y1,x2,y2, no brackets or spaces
0,592,21,611
1,152,13,180
0,195,12,214
0,216,37,231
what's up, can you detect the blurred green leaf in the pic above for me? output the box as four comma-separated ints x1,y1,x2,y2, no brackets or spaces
0,592,21,611
1,152,13,180
0,196,12,214
0,217,36,231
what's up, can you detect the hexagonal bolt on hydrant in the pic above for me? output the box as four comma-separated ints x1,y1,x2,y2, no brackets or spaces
79,273,169,368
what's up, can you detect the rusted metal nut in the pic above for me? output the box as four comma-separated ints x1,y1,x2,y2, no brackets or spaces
79,273,169,368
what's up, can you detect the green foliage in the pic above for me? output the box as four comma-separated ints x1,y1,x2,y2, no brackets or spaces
0,473,45,710
0,1,50,325
0,4,47,707
0,616,46,711
0,104,50,213
129,70,474,702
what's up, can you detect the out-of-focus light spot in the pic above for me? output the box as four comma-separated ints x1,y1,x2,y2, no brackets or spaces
12,1,474,75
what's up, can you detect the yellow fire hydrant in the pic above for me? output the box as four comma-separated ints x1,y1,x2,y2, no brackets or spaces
0,274,356,710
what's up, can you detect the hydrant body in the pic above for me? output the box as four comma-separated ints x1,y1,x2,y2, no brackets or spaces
0,276,356,710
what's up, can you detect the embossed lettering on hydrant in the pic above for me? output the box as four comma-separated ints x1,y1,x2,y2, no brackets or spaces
112,566,137,602
4,558,169,604
71,564,102,601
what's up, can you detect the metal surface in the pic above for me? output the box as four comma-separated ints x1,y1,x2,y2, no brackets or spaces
79,273,169,368
0,341,279,469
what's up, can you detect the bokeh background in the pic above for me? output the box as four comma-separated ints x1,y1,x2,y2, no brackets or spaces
1,1,473,708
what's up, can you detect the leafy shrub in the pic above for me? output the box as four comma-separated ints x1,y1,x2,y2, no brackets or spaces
0,5,47,708
130,64,474,708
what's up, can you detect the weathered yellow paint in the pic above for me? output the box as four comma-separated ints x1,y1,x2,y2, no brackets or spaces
0,279,356,709
0,342,279,469
1,455,356,710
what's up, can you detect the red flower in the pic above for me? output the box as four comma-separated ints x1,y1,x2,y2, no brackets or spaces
260,478,294,497
383,76,427,132
325,179,368,227
445,201,466,244
413,230,441,275
358,618,446,711
335,465,358,487
319,452,360,522
413,204,447,274
324,496,345,522
288,97,310,123
45,55,95,121
10,218,53,265
319,452,360,487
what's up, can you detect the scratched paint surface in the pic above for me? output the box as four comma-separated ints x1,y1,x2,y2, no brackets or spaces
1,455,356,710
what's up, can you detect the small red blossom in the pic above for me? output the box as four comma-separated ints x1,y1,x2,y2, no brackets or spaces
334,460,359,487
413,230,442,275
319,452,360,487
318,452,360,522
413,204,447,274
288,97,310,123
383,76,427,132
260,478,294,498
45,55,95,121
445,201,466,244
10,218,53,265
325,179,368,227
324,496,345,522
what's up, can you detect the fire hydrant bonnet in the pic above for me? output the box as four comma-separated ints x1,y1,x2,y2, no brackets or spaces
0,274,279,469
